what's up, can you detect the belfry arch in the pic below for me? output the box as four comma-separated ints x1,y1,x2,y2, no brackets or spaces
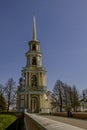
32,57,37,65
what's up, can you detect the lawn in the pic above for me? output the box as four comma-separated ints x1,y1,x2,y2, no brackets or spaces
0,114,16,130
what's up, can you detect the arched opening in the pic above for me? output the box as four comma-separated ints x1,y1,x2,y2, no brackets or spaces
31,97,39,113
32,57,37,65
31,75,37,87
32,44,36,50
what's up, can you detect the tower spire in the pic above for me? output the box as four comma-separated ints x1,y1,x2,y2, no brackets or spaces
32,16,36,41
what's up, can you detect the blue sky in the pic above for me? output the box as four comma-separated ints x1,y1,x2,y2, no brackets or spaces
0,0,87,92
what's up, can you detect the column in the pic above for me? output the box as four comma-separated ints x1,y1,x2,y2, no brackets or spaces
38,72,40,86
28,93,30,112
41,56,42,66
27,94,28,108
40,72,42,86
29,72,31,86
44,73,46,86
27,72,29,86
45,74,47,90
30,56,32,65
26,72,27,86
42,73,44,86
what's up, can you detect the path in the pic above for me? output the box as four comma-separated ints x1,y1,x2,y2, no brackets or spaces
42,115,87,130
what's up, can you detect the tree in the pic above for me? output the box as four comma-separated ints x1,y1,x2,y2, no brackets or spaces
81,89,87,110
82,89,87,102
52,80,80,112
0,94,6,112
71,85,80,112
52,80,64,112
63,84,71,110
0,84,6,111
4,78,17,112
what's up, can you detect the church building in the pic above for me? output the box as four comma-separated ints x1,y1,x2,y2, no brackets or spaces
16,17,51,113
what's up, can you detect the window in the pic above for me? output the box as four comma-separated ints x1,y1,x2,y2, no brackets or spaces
21,95,24,100
32,57,37,65
32,44,36,50
32,75,37,87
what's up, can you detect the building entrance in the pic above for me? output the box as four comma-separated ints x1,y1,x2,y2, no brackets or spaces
31,97,39,113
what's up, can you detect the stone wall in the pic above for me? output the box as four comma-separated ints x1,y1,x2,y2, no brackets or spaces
24,113,46,130
73,112,87,119
24,112,85,130
52,112,87,119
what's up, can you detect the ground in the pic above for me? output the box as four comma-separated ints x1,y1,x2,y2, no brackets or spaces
43,115,87,130
0,114,16,130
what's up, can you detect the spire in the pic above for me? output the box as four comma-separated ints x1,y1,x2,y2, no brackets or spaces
32,16,36,41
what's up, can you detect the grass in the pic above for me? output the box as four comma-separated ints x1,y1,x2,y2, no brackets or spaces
0,114,16,130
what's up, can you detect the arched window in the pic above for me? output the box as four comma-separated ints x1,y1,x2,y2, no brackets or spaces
32,75,37,87
32,44,36,50
32,57,37,65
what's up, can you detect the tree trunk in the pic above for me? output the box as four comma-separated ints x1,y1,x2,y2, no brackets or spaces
7,101,10,112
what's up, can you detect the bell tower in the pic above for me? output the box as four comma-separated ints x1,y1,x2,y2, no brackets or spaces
17,17,50,113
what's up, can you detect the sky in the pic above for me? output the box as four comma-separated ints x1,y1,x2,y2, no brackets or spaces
0,0,87,92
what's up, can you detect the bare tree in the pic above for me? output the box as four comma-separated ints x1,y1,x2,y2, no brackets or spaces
63,84,70,110
71,85,80,112
81,89,87,110
0,84,5,95
52,80,64,112
52,80,80,112
4,78,17,112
